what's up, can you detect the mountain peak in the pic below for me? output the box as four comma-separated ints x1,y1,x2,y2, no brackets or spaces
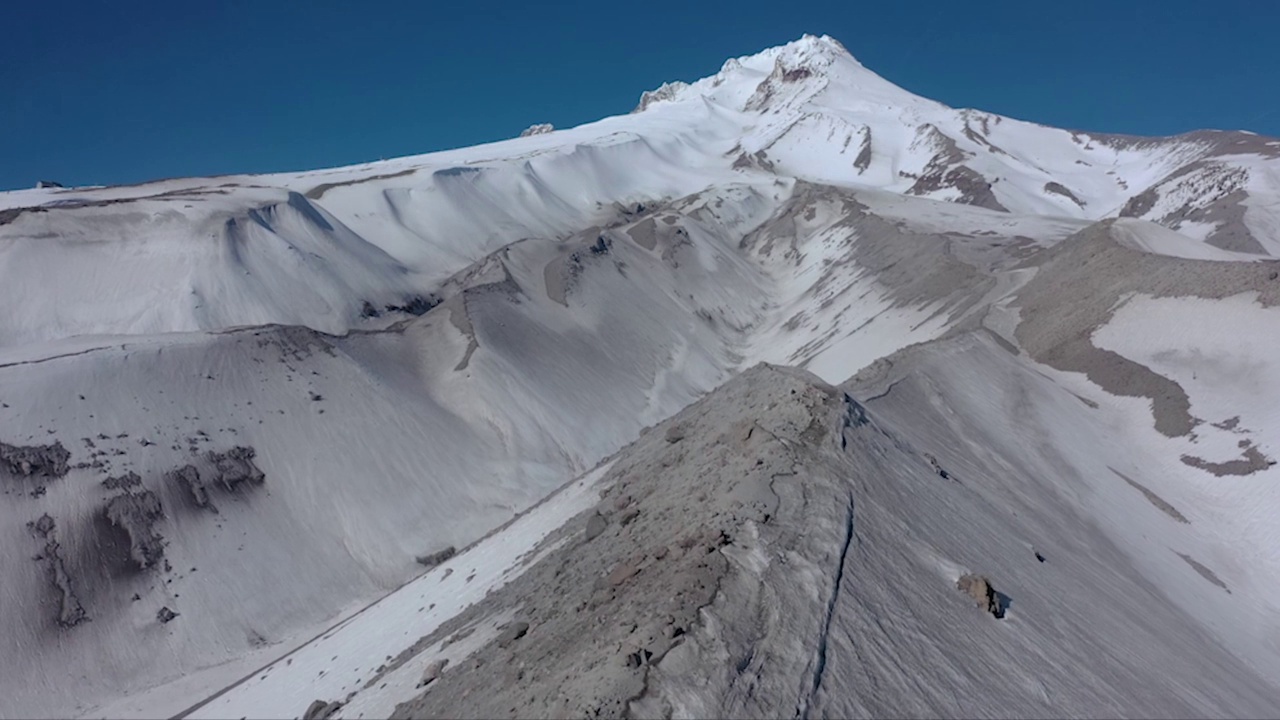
771,33,860,66
632,34,922,116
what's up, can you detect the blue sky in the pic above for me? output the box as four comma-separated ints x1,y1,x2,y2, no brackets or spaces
2,0,1276,191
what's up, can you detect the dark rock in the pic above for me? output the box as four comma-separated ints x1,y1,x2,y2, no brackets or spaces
782,67,813,82
496,621,530,648
167,464,214,511
29,513,56,538
102,471,143,491
207,446,265,490
303,700,342,720
156,606,179,624
415,546,457,568
30,515,89,627
48,541,88,627
0,440,71,478
418,658,448,687
957,573,1005,618
385,294,441,316
923,453,953,481
584,513,608,541
36,180,64,189
360,300,381,319
104,490,165,570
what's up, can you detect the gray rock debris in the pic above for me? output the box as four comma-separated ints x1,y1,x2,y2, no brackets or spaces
167,464,213,510
207,446,266,490
415,546,456,568
583,512,608,541
392,365,871,719
27,514,88,627
1,440,71,478
303,699,343,720
103,489,165,570
1015,219,1280,438
495,621,530,649
390,361,1278,720
102,471,143,490
956,574,1005,618
418,658,448,688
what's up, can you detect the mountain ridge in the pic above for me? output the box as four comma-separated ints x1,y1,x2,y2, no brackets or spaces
1,35,1279,719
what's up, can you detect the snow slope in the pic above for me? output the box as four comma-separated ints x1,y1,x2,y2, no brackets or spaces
1,33,1278,720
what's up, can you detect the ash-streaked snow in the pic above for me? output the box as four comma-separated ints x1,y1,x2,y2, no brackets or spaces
1,33,1278,720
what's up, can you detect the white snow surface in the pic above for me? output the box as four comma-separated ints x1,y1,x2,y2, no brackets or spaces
0,33,1276,720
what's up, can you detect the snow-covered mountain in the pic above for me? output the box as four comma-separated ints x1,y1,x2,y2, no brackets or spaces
2,34,1279,719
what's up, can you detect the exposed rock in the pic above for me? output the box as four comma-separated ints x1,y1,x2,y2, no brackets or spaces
583,512,608,541
495,621,529,649
0,440,71,478
103,490,165,570
415,546,457,568
102,471,143,490
1181,439,1273,476
632,82,689,113
1044,181,1085,207
385,294,441,316
168,464,214,510
519,123,554,137
36,180,63,189
853,127,873,172
303,699,342,720
956,573,1004,618
207,446,266,490
28,515,88,628
418,658,448,687
29,513,56,538
156,606,179,624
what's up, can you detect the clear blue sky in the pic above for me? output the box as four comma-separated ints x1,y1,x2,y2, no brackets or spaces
2,0,1277,191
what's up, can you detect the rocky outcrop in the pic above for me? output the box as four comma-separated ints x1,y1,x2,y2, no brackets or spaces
417,658,448,688
103,490,165,571
415,546,456,568
632,82,689,113
519,123,554,137
28,514,88,628
303,699,343,720
957,574,1005,618
1,440,71,478
168,465,212,510
208,446,265,490
387,358,1277,719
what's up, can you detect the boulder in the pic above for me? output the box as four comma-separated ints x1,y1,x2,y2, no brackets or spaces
956,573,1004,618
